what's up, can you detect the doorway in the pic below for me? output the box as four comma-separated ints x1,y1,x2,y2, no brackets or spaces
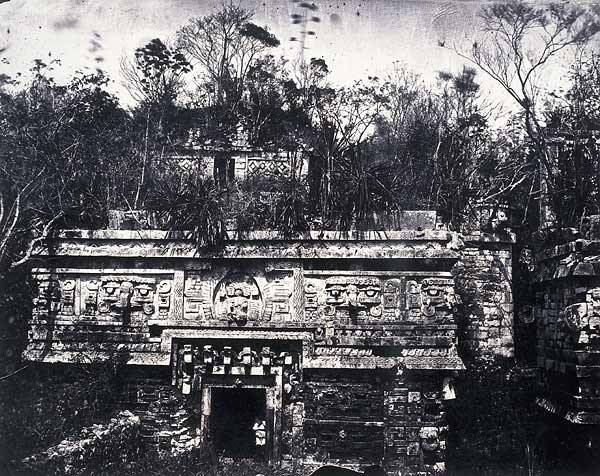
210,387,267,459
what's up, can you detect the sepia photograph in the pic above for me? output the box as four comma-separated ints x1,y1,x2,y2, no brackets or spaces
0,1,599,475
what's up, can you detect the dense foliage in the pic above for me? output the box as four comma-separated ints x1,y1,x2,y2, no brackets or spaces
0,362,124,474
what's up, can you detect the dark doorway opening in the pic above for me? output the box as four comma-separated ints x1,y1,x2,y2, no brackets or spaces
211,387,267,459
214,155,235,188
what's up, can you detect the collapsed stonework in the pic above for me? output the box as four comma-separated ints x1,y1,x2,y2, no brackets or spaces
23,212,518,475
21,411,141,475
533,224,600,430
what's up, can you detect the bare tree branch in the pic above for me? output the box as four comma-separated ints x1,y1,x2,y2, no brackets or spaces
9,210,65,270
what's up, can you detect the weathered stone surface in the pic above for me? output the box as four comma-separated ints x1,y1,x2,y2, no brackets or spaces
534,237,600,425
22,227,479,475
21,411,140,475
453,233,515,359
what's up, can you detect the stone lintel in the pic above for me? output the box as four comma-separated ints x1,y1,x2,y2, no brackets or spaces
142,320,458,331
304,270,453,277
34,242,459,261
159,328,312,354
304,354,464,370
32,267,180,275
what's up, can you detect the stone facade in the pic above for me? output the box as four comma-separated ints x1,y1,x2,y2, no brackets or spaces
533,236,600,424
169,138,307,187
453,231,515,360
24,222,467,475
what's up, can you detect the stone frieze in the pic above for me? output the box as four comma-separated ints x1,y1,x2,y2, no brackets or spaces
304,274,455,324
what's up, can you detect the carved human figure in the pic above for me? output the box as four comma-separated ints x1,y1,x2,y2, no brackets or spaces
406,281,421,309
214,273,261,324
229,286,249,321
117,282,133,310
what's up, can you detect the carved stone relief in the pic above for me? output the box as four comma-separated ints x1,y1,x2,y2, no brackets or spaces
174,342,299,395
323,276,383,320
305,283,318,313
60,280,76,315
586,287,600,332
183,268,293,323
83,279,100,315
33,273,172,322
407,278,454,322
304,274,455,323
157,281,171,318
383,278,404,320
563,301,591,332
557,286,600,333
419,426,440,452
263,271,294,322
184,275,205,320
33,278,61,313
214,273,262,325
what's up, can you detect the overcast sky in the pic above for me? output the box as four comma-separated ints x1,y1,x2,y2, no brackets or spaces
0,0,591,112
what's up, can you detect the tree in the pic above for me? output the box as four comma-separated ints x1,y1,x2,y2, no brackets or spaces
369,65,514,229
543,51,600,222
548,51,600,131
239,54,291,147
121,38,191,107
449,0,600,226
302,78,388,224
176,3,279,108
121,38,194,208
121,38,191,140
0,62,131,274
0,62,136,386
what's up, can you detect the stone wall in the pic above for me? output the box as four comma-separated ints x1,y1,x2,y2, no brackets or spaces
453,231,515,361
534,237,600,424
113,366,451,475
22,226,466,475
303,370,386,463
383,372,448,475
120,367,200,452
